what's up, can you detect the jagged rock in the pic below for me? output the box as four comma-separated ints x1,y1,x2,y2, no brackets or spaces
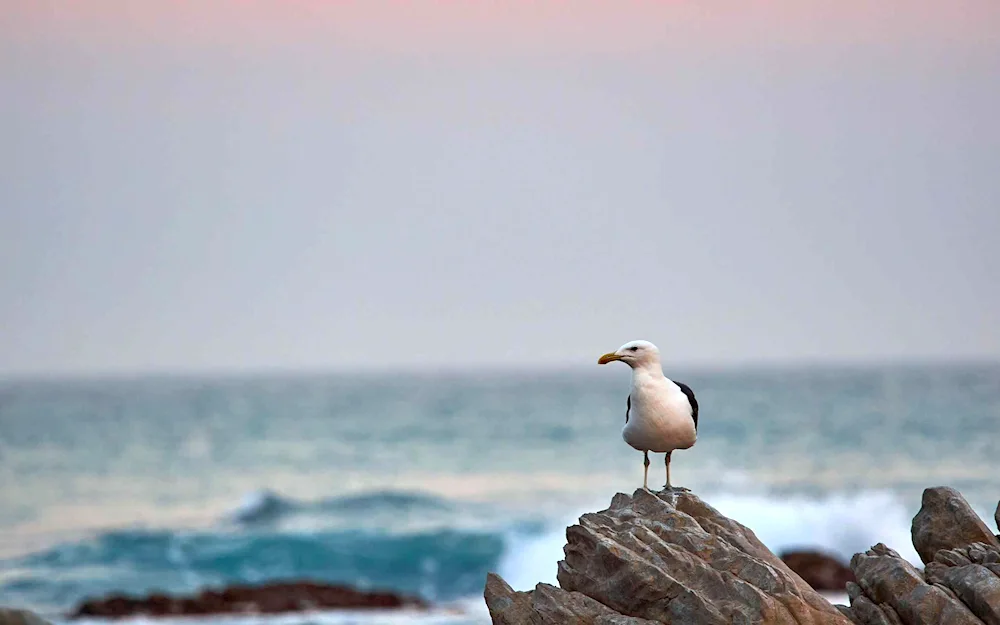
487,489,851,624
0,609,53,625
69,581,427,619
486,486,1000,625
485,573,659,624
845,582,901,625
780,550,855,591
923,543,1000,625
911,487,1000,565
849,543,983,624
846,596,903,625
557,489,851,623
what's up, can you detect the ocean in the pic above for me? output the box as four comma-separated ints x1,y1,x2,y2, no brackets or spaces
1,364,998,624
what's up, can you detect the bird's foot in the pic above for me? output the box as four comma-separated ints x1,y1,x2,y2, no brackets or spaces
662,485,690,493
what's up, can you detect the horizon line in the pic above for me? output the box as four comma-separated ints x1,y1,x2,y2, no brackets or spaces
2,354,999,384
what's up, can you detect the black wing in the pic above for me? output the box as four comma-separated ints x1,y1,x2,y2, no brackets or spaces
625,394,631,423
674,381,698,431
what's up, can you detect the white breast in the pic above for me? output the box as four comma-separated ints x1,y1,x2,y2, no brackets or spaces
622,375,697,453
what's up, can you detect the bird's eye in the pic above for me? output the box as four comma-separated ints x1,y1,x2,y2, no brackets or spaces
629,346,639,352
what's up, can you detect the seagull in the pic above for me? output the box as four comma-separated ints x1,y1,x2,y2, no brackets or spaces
598,340,698,491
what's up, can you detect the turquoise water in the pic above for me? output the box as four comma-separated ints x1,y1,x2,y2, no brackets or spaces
1,364,998,623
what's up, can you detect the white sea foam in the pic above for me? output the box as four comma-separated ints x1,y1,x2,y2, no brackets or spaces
707,489,924,564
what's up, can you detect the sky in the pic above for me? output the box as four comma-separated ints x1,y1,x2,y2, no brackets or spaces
2,1,999,375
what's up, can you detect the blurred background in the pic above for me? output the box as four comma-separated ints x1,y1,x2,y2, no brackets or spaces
1,2,999,624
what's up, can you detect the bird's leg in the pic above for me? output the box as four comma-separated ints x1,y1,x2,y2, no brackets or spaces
643,451,650,491
664,451,690,492
664,451,672,489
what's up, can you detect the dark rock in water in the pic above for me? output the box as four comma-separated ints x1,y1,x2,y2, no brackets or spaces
69,581,427,619
0,608,53,625
779,549,856,591
485,488,852,624
911,486,1000,565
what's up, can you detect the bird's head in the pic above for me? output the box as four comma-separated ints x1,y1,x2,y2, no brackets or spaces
598,340,661,370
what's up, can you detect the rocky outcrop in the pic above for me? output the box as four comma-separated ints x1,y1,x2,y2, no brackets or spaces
779,550,855,591
485,573,660,624
845,487,1000,625
924,544,1000,624
486,488,852,624
0,609,53,625
911,487,1000,565
486,486,1000,625
849,543,982,624
69,581,427,619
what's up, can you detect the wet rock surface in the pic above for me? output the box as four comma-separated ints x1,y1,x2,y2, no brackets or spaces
68,581,428,619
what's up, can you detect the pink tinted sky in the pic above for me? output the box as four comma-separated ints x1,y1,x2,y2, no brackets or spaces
2,0,999,372
5,1,999,54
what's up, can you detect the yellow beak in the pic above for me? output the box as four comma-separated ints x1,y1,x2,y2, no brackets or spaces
598,352,622,365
